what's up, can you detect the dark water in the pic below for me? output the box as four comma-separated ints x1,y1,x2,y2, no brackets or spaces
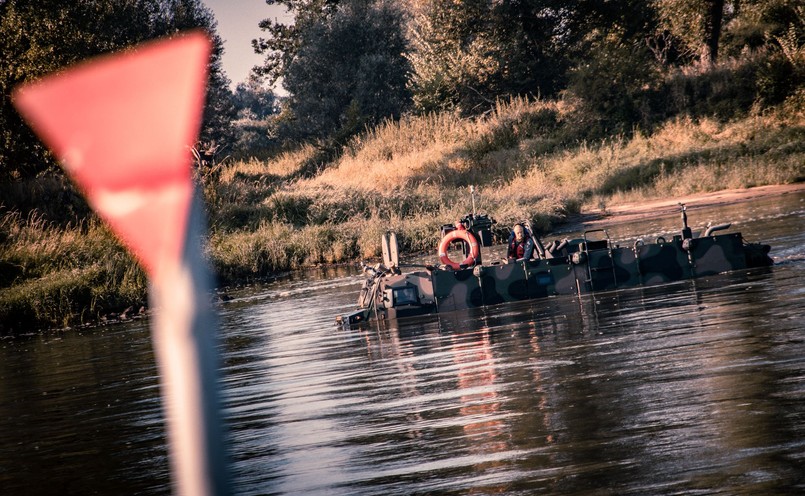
2,193,804,495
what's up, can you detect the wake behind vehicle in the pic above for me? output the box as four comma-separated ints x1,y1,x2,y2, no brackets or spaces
337,203,773,327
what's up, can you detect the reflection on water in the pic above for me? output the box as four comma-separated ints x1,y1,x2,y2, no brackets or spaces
1,193,804,495
0,322,170,495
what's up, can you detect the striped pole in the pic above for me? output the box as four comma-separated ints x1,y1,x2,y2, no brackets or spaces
13,32,230,496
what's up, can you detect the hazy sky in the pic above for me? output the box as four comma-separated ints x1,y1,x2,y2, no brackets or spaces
202,0,292,92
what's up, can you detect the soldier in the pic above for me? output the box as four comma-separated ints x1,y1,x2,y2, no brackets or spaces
507,224,536,261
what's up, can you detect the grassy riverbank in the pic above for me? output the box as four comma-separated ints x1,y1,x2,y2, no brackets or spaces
2,90,804,334
206,93,804,280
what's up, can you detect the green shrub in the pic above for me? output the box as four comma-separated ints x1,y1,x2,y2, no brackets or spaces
756,53,797,105
566,39,660,134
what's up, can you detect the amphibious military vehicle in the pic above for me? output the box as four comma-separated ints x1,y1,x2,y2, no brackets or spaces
338,204,773,327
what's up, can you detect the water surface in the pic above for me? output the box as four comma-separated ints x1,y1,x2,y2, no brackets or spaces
2,192,804,495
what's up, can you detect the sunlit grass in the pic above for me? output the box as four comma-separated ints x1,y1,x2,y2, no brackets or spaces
201,92,803,292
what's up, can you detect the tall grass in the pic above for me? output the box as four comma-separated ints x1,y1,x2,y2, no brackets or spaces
204,90,802,290
0,211,147,333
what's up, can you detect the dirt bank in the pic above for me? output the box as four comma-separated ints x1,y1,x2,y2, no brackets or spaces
572,183,805,229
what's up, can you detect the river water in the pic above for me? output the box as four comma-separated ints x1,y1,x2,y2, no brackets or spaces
2,192,804,495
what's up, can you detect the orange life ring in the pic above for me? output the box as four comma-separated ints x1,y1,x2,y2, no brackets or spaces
438,229,480,270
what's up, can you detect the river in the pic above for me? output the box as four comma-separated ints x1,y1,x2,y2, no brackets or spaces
2,192,804,495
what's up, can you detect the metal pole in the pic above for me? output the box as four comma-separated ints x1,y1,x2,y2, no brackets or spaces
150,192,229,496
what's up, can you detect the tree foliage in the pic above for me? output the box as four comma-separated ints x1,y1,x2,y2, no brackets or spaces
655,0,734,64
655,0,804,64
564,2,662,133
4,0,801,175
0,0,234,181
256,0,410,143
406,0,658,115
407,0,561,114
233,79,279,120
249,0,802,144
230,79,281,157
253,0,341,86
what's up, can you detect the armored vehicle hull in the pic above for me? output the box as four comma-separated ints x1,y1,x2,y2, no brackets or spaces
338,209,773,327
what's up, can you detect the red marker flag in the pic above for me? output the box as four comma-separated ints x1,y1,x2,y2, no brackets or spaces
12,33,207,281
13,32,229,496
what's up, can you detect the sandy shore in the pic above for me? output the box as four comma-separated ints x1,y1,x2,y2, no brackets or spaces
571,183,805,228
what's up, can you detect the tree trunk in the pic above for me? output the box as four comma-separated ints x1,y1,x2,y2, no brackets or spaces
703,0,725,64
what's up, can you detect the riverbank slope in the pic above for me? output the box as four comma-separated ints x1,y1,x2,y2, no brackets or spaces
1,95,803,334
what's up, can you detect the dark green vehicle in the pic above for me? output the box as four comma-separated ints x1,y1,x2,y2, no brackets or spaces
338,204,773,327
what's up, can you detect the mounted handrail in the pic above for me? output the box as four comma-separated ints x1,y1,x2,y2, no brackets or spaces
704,223,731,237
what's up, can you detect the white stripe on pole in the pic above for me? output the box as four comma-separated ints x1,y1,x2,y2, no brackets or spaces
150,191,229,496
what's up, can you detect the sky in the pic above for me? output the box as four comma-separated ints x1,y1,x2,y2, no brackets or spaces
202,0,293,93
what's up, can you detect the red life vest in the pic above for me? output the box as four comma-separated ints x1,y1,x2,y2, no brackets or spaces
508,236,530,259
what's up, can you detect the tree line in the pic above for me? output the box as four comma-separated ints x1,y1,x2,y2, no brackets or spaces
253,0,801,146
0,0,235,181
1,0,803,181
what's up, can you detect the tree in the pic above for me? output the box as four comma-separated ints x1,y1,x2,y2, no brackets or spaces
654,0,805,66
159,0,236,151
230,79,281,157
703,0,726,63
407,0,657,116
253,0,342,86
255,0,411,143
566,31,661,133
0,0,234,181
233,79,279,120
563,1,663,133
406,0,503,114
654,0,731,65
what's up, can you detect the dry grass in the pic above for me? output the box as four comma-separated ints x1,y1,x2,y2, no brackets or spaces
202,91,803,283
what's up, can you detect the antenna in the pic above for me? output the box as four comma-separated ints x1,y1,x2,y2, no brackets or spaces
679,203,692,239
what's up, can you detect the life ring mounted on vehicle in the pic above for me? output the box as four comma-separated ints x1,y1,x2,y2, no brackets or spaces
438,229,480,270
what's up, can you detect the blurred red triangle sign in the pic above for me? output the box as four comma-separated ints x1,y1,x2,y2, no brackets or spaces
13,32,211,280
